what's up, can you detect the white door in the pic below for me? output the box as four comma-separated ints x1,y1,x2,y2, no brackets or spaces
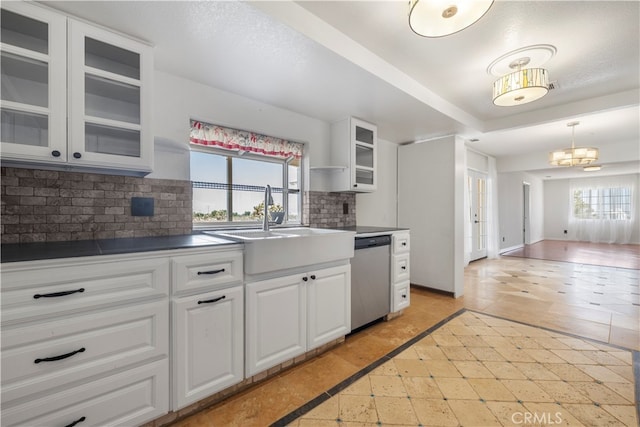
172,286,244,410
307,264,350,350
245,274,306,377
468,170,488,261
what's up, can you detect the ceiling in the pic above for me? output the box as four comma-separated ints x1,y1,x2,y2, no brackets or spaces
44,0,640,180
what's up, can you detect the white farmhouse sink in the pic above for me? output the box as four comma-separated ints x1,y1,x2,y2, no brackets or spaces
207,228,355,274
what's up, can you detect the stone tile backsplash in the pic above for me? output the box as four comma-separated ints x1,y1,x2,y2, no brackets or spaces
305,191,355,229
1,167,192,243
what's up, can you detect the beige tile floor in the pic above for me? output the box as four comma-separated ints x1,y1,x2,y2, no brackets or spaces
290,311,637,426
171,256,639,426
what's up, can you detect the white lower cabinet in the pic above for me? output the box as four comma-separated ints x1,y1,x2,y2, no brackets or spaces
246,263,350,377
390,231,411,313
172,285,244,410
0,252,170,427
392,281,411,312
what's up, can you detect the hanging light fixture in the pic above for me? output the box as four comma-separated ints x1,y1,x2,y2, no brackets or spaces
548,122,599,167
492,58,549,106
408,0,493,37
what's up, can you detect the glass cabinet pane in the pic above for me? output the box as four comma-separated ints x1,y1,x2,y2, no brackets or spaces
355,144,374,168
355,125,374,146
1,9,48,54
85,37,140,80
85,123,140,157
355,168,374,186
1,52,48,107
1,109,48,147
85,75,140,124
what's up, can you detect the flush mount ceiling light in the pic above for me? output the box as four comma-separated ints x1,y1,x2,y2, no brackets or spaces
549,122,599,167
408,0,493,37
583,165,602,172
488,45,556,107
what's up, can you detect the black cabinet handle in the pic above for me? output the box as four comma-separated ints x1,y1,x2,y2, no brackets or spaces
73,152,82,159
402,242,407,246
402,294,407,298
197,268,225,275
353,184,358,187
198,295,225,305
302,276,308,282
401,266,406,270
51,150,61,157
474,220,479,223
310,275,316,280
34,347,85,364
65,416,86,427
34,288,85,299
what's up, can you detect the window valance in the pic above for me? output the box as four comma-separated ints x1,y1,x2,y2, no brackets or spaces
190,120,303,159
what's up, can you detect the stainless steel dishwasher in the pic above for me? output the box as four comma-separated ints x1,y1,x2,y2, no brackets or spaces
351,234,391,331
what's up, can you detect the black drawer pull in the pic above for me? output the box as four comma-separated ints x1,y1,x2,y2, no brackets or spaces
402,294,407,298
51,150,61,157
197,268,225,275
198,295,225,304
310,275,316,280
401,266,407,270
34,288,85,299
302,276,308,282
65,416,86,427
35,347,85,364
402,242,407,246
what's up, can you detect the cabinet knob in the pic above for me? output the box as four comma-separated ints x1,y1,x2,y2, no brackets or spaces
401,266,406,270
310,275,316,280
353,184,358,188
302,276,308,282
402,294,407,299
73,152,82,159
51,150,61,158
402,242,407,246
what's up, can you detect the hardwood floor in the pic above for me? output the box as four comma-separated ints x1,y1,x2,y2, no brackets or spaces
502,239,640,270
168,242,639,427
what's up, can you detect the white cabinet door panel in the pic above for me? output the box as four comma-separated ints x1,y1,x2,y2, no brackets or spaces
307,264,350,349
246,274,306,377
172,286,243,410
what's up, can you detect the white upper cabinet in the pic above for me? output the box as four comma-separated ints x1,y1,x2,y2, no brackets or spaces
67,19,152,173
330,117,377,192
0,2,66,164
0,2,153,175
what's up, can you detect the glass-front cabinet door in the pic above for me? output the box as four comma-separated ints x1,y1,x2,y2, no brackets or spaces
351,118,376,191
68,19,153,173
0,2,66,163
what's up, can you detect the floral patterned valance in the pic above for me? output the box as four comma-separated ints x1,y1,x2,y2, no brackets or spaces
190,120,303,159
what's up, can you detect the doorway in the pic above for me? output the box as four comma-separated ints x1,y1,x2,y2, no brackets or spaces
468,170,487,261
523,182,531,245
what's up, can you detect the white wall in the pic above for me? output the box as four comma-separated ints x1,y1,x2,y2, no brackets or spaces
149,70,332,192
398,136,465,297
544,174,640,244
497,171,544,250
356,138,397,227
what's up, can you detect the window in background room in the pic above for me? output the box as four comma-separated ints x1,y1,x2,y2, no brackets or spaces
572,187,632,220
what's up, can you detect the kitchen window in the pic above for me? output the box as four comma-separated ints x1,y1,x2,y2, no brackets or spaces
189,121,303,227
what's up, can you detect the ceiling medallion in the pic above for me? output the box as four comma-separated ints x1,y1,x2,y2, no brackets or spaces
548,122,599,167
408,0,494,37
488,45,556,107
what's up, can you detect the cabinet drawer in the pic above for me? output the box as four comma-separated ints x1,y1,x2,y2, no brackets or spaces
1,257,169,325
391,253,411,283
392,232,410,254
1,300,168,404
1,358,168,427
172,250,243,295
392,281,411,313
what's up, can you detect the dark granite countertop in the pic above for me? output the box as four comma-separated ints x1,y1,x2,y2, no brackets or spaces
336,226,409,237
1,233,239,263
